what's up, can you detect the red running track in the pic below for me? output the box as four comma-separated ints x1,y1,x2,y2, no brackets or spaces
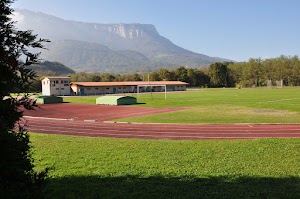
22,103,184,121
22,118,300,140
22,103,300,140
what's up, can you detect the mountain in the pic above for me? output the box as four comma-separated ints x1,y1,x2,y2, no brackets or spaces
27,61,76,75
41,40,156,73
12,9,229,73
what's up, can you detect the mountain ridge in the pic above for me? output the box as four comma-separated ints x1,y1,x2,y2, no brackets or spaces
12,9,230,73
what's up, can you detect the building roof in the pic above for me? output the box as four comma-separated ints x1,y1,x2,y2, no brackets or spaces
70,81,188,87
40,76,70,80
97,96,136,100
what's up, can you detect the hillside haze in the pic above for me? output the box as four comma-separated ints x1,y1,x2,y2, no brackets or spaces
12,9,229,73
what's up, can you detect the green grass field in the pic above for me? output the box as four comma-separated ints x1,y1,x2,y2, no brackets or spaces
33,88,300,198
31,133,300,198
64,87,300,124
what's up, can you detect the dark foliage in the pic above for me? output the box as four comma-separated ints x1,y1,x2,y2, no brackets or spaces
0,0,48,198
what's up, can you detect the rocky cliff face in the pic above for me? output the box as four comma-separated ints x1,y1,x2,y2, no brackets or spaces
12,9,229,73
106,24,156,39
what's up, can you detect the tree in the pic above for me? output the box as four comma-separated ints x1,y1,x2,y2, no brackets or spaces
208,62,229,87
186,68,210,87
90,73,101,82
290,55,300,86
101,73,115,82
122,73,142,81
175,66,189,82
70,72,91,82
0,0,48,198
248,58,263,87
158,68,175,81
148,71,161,81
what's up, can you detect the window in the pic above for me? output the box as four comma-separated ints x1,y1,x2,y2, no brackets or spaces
61,80,63,84
95,88,99,90
106,88,110,90
61,88,64,90
56,80,59,84
64,84,69,86
87,88,91,90
56,88,59,90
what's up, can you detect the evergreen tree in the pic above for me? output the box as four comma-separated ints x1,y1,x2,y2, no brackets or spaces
0,0,48,198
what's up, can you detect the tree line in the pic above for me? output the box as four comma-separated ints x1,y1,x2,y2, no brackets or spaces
228,55,300,87
70,55,300,88
32,55,300,92
69,67,210,87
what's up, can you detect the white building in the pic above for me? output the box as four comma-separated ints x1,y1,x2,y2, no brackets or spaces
40,76,71,96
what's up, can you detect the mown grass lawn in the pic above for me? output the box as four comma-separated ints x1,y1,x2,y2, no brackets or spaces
31,133,300,199
35,88,300,198
64,87,300,124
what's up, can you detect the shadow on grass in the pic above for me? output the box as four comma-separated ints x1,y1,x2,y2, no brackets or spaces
135,102,146,105
44,175,300,199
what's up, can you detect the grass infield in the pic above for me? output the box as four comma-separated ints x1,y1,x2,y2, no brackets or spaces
31,133,300,199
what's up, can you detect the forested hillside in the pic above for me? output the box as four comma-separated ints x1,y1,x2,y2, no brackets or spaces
27,61,75,75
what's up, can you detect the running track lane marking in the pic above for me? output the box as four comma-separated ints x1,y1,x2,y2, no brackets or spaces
24,118,300,140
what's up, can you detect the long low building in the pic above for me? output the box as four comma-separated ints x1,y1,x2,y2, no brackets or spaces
40,76,188,96
70,81,188,95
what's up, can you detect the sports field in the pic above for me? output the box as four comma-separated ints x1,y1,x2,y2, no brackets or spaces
64,87,300,124
27,87,300,198
24,87,300,139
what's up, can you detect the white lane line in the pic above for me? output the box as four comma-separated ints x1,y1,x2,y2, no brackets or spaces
27,122,300,133
28,128,279,139
24,116,73,121
27,125,300,136
29,128,300,139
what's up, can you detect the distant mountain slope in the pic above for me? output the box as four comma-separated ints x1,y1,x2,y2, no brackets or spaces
12,9,230,73
27,61,75,75
41,40,154,73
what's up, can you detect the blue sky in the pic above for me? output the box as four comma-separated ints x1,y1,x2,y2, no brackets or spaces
12,0,300,61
